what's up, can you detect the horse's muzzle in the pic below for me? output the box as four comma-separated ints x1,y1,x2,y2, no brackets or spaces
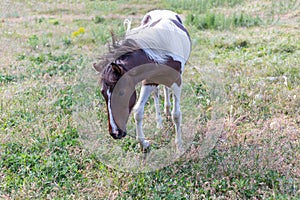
110,128,127,139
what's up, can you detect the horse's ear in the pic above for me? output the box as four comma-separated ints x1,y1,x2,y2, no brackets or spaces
111,63,125,75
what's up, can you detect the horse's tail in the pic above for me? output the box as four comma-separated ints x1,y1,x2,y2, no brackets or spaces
123,18,132,34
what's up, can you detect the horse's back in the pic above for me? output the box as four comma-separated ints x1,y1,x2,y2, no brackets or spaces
127,10,191,68
141,10,182,25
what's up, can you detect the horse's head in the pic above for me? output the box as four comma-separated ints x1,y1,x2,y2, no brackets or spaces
94,61,137,139
94,38,154,139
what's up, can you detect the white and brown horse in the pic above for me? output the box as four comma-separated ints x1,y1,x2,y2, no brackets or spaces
94,10,191,151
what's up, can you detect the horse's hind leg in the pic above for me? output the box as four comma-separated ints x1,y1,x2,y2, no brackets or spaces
171,83,183,152
163,86,171,119
153,86,163,129
134,84,156,151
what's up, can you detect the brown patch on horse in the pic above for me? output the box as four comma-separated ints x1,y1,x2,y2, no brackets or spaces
143,56,182,86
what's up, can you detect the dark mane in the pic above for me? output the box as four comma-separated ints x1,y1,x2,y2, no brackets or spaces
93,38,141,86
94,38,140,73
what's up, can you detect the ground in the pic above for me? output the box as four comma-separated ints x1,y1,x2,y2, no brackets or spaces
0,0,299,199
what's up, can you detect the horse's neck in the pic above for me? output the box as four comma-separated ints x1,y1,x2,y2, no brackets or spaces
117,50,153,71
118,49,182,75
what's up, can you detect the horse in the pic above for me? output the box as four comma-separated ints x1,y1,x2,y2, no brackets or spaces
93,10,191,152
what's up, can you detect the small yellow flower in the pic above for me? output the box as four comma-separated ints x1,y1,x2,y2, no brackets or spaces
78,27,85,34
72,27,86,38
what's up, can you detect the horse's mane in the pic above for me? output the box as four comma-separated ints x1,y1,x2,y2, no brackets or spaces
93,37,140,74
93,34,142,87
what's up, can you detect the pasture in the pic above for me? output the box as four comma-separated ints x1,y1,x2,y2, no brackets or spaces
0,0,299,199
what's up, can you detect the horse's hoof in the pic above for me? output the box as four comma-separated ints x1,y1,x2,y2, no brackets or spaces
141,140,151,153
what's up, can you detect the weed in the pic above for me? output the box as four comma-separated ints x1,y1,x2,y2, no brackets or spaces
63,37,72,46
27,35,39,49
0,74,17,84
94,16,105,24
48,18,59,25
54,87,74,115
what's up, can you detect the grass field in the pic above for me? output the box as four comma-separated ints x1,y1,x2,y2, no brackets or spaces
0,0,299,199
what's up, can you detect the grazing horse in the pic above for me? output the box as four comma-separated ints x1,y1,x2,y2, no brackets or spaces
93,10,191,151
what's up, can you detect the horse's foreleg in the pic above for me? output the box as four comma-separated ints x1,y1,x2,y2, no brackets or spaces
134,85,156,151
153,87,163,129
163,86,171,119
171,83,182,152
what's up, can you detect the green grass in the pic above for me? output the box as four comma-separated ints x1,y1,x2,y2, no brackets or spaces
186,12,262,30
0,0,299,199
1,127,81,195
166,0,246,13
